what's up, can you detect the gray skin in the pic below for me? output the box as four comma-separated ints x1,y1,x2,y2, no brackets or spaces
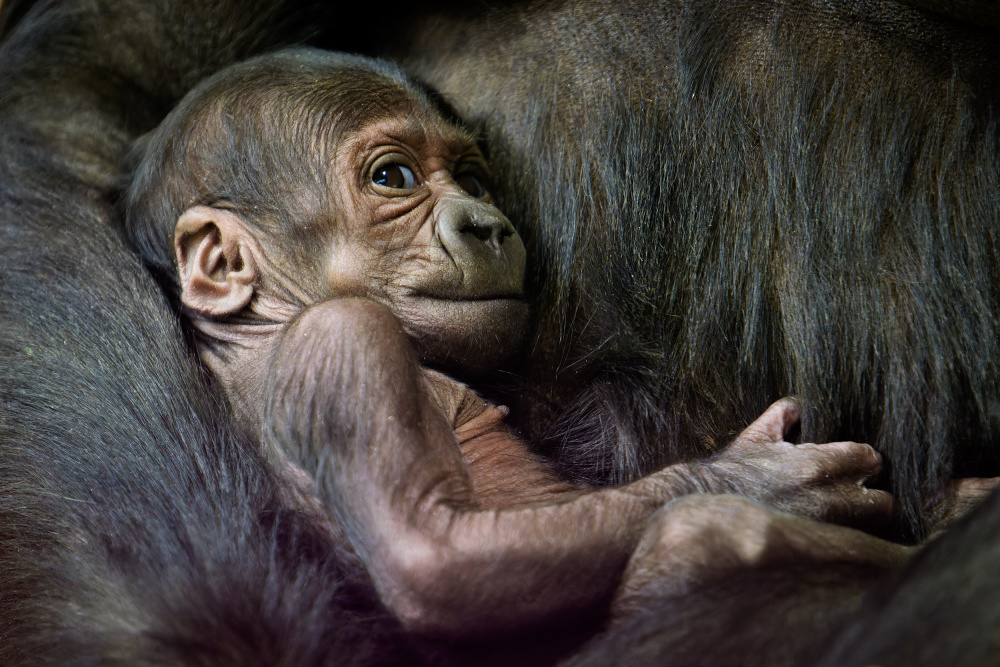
174,102,904,638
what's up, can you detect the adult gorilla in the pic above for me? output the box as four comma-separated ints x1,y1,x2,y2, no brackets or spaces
387,0,1000,539
0,0,998,666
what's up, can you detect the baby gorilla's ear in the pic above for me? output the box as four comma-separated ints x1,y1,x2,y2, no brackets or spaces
175,206,259,317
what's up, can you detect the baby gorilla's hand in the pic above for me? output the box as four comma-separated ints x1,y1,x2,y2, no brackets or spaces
700,398,893,527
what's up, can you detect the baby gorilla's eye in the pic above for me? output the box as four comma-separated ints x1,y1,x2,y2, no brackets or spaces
372,163,416,190
455,173,486,198
454,165,490,199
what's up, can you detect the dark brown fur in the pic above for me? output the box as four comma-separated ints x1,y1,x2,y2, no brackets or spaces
1,0,999,664
390,0,1000,540
120,47,898,647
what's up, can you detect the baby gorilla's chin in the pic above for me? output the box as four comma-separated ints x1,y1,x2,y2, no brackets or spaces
395,296,530,374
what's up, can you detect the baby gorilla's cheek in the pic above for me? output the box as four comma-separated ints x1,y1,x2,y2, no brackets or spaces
383,247,466,299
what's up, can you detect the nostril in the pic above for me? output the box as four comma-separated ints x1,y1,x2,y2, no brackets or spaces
460,220,498,243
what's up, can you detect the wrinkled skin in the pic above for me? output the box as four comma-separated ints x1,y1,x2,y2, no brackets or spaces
263,299,903,638
387,0,1000,542
323,115,529,372
172,105,530,410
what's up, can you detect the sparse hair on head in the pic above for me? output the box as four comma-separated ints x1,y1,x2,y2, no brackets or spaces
124,47,432,304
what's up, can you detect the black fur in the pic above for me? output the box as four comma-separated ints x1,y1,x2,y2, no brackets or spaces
820,488,1000,667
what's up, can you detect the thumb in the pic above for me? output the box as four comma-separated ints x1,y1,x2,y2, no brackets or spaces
737,398,801,444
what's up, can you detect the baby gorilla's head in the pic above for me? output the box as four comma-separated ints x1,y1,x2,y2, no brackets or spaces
125,48,528,373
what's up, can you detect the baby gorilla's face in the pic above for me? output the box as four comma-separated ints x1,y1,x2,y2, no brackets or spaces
324,111,529,373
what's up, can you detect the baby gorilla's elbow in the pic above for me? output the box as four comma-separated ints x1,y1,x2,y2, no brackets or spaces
373,531,475,638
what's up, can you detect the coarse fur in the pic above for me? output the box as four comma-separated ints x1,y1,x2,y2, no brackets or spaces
121,47,898,648
1,0,1000,665
0,2,419,664
820,485,1000,666
392,0,1000,539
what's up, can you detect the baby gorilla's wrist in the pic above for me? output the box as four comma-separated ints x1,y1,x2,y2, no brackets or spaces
617,459,740,508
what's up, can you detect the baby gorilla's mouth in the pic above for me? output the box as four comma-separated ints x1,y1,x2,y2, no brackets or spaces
403,286,526,303
401,294,527,317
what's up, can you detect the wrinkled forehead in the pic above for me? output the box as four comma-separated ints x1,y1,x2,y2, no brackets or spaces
336,109,481,162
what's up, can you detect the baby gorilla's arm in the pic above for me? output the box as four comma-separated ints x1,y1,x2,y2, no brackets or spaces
264,299,895,638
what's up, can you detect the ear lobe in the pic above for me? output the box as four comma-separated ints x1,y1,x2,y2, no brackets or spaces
175,205,259,317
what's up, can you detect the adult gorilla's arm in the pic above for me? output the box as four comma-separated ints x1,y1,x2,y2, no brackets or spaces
818,485,1000,667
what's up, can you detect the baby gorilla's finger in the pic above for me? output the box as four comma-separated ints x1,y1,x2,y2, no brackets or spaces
821,484,895,528
735,397,801,445
947,476,1000,498
799,440,884,481
772,483,894,527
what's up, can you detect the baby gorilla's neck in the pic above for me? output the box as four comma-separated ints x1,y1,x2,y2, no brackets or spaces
189,312,284,441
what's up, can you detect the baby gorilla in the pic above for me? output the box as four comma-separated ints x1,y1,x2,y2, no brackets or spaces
124,49,902,638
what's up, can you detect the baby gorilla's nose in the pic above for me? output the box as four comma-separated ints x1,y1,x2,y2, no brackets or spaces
462,216,509,245
440,199,513,253
435,198,526,298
